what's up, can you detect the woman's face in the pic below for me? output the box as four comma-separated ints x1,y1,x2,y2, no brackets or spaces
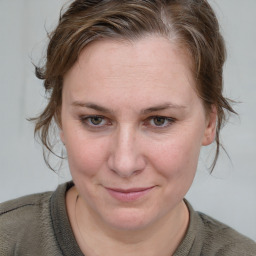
61,36,216,230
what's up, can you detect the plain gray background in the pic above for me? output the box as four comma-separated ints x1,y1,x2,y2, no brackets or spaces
0,0,255,241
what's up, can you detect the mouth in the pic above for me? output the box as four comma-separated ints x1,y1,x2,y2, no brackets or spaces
105,186,155,202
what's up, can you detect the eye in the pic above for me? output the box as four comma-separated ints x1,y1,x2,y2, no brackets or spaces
147,116,175,128
80,115,108,127
89,116,104,126
152,116,167,126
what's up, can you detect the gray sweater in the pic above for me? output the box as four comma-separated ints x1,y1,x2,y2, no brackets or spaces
1,182,256,256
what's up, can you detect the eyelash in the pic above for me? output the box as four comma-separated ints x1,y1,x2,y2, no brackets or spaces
145,116,175,128
79,115,175,129
79,115,109,128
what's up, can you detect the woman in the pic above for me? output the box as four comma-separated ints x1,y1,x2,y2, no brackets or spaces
1,0,255,255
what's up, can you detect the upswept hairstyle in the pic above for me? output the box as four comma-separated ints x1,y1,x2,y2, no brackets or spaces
33,0,236,171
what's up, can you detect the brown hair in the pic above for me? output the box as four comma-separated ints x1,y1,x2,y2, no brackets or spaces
33,0,236,171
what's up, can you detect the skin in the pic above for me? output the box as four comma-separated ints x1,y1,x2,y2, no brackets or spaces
60,36,217,256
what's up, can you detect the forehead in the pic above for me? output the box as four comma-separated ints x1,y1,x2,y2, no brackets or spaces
74,36,192,75
63,36,197,107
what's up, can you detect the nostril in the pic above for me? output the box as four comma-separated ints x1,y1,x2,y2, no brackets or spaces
133,169,143,176
107,153,146,178
109,168,143,179
107,127,146,177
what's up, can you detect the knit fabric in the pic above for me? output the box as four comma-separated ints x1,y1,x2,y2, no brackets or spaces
1,182,255,256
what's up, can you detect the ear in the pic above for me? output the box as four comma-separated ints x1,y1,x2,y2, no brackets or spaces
55,107,65,144
202,105,217,146
60,130,65,145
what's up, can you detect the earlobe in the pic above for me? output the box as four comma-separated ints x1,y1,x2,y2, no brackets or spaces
56,108,65,144
60,130,65,145
202,106,217,146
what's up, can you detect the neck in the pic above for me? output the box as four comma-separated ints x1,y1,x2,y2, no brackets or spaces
66,187,189,256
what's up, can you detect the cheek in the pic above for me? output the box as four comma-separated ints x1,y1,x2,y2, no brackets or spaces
65,134,110,177
148,132,202,180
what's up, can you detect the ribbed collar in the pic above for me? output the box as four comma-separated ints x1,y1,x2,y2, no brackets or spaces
50,182,201,256
50,181,84,256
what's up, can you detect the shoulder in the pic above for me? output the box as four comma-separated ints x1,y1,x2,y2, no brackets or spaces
0,191,54,255
0,191,52,224
0,191,52,214
197,211,256,255
177,200,256,256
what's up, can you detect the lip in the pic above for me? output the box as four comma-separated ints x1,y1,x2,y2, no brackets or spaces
105,186,155,202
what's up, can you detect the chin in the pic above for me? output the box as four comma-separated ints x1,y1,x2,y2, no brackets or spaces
102,207,158,231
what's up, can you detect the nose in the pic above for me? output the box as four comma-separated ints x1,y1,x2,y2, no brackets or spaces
107,125,146,178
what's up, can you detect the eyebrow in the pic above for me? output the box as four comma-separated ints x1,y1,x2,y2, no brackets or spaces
72,101,113,114
71,101,187,114
141,103,187,115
